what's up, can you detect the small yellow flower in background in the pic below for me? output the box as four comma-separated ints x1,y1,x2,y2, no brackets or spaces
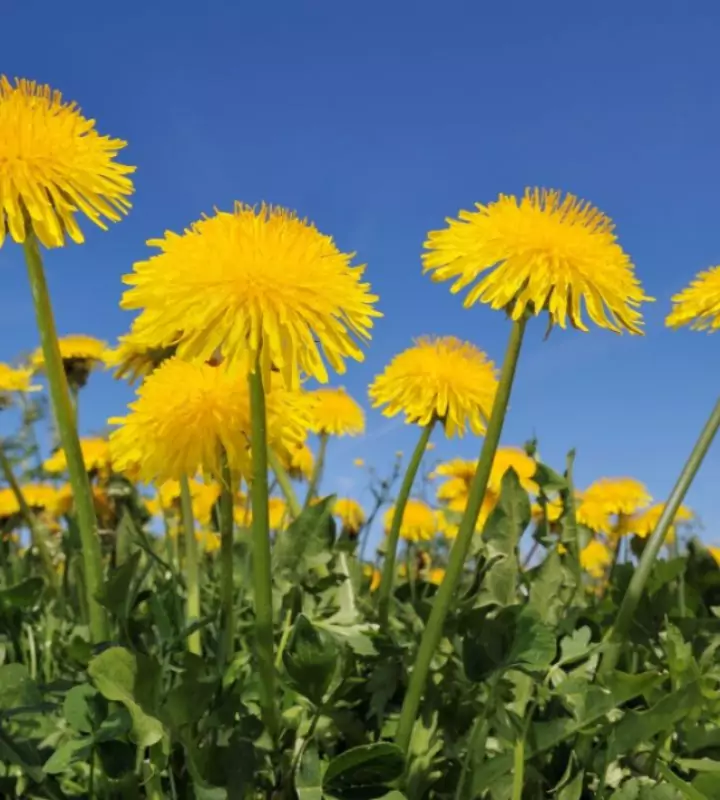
426,442,436,451
0,364,40,395
0,488,21,520
109,358,312,482
52,483,114,527
45,437,112,476
308,387,365,437
334,497,365,537
384,498,437,542
437,493,496,538
531,496,563,524
235,496,288,532
22,484,60,511
278,441,315,481
423,189,651,333
666,265,720,331
121,204,380,389
581,477,652,517
708,547,720,568
426,567,446,585
353,458,365,467
156,479,221,526
363,564,382,592
628,503,693,540
575,498,611,535
195,530,221,554
368,336,498,437
580,539,612,579
32,335,109,389
0,77,134,249
487,447,538,494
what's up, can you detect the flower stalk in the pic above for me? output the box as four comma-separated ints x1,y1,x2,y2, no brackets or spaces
599,396,720,677
268,449,302,518
377,421,435,627
219,452,235,665
304,432,328,509
22,232,108,643
248,362,280,739
179,475,201,656
395,316,527,753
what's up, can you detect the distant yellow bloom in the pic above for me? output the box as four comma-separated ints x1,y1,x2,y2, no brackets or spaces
581,477,651,517
110,358,312,482
0,364,40,395
22,484,60,511
32,335,108,387
44,437,112,475
708,546,720,568
384,498,437,542
235,496,288,531
0,76,134,249
487,447,538,494
426,567,446,585
278,441,314,481
423,189,651,334
576,498,611,535
334,497,365,536
368,337,498,437
628,503,693,540
363,564,381,592
0,488,20,520
52,483,113,527
437,492,497,537
308,387,365,437
353,458,365,467
666,265,720,331
531,496,563,524
426,442,436,451
196,530,221,554
156,479,221,525
580,539,612,579
121,204,380,389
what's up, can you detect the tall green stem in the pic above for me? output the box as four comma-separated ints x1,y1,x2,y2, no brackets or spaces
395,316,527,753
248,365,279,739
377,422,435,628
268,449,302,518
179,476,201,656
599,397,720,677
304,432,328,509
0,444,58,593
22,233,108,643
219,454,235,665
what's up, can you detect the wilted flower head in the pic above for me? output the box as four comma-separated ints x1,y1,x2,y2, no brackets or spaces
423,189,651,333
308,387,365,437
384,498,436,542
369,336,498,437
666,265,720,332
121,204,380,389
0,77,134,248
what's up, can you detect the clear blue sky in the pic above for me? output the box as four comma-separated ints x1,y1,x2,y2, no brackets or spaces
1,0,719,539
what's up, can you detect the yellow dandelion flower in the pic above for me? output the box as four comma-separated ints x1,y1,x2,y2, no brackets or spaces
708,546,720,568
580,539,612,579
120,204,380,389
32,335,108,388
627,503,693,540
156,479,221,525
0,76,134,249
576,498,611,534
0,364,40,395
423,189,651,333
666,265,720,331
51,483,113,527
0,488,20,520
196,530,221,555
582,477,652,517
105,328,177,384
368,336,498,437
21,484,59,511
334,497,365,536
109,357,312,483
531,496,564,524
384,498,437,542
426,567,446,585
353,458,365,467
308,387,365,437
487,447,538,494
278,441,314,481
44,437,111,475
363,564,382,592
235,496,288,531
438,492,497,537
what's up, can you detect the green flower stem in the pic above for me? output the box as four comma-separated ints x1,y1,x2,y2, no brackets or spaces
22,233,108,643
0,444,58,593
179,475,201,656
599,396,720,678
304,432,328,509
268,449,302,518
377,421,436,628
248,365,280,740
395,316,527,753
219,453,235,665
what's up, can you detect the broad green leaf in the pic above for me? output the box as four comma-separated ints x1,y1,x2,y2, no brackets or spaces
0,663,42,710
295,743,323,800
63,683,106,734
324,743,405,792
507,610,557,673
88,646,165,748
43,737,93,775
557,770,584,800
275,496,336,576
534,463,568,492
283,614,339,705
95,550,141,617
676,757,720,773
463,607,517,682
316,617,378,656
0,727,44,783
610,780,640,800
528,547,565,624
163,676,216,729
0,577,44,610
558,626,593,667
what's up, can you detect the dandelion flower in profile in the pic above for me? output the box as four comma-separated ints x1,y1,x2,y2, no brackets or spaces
44,437,112,476
334,497,365,537
0,364,40,407
582,477,651,517
308,387,365,437
384,498,437,542
109,357,312,483
666,265,720,331
575,498,611,535
580,539,612,579
369,337,498,437
32,334,108,388
423,189,651,333
0,77,134,248
628,503,693,540
278,441,315,481
121,204,380,388
106,328,178,384
236,496,288,531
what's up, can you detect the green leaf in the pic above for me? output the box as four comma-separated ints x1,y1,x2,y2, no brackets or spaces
0,728,44,783
63,683,107,734
295,743,323,800
283,614,339,705
88,646,165,748
0,663,42,711
528,546,565,624
534,463,569,492
0,577,44,610
558,626,593,667
275,496,336,576
610,780,640,800
507,610,557,673
676,757,720,773
324,743,405,793
43,737,93,775
95,550,141,617
463,607,517,682
163,676,216,729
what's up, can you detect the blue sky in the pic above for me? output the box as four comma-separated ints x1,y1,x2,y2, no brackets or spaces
1,0,719,539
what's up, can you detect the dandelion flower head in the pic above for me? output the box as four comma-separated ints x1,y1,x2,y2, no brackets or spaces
308,387,365,437
423,189,651,334
0,77,134,249
666,265,720,332
384,498,437,542
31,334,108,373
278,441,315,481
106,327,178,384
369,336,498,437
44,437,111,475
236,496,288,531
580,539,612,579
334,497,365,535
121,204,381,389
581,477,651,517
628,503,693,540
0,364,40,396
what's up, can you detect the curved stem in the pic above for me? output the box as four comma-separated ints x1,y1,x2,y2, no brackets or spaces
268,449,302,518
22,233,108,642
395,316,527,753
304,433,328,509
248,365,280,739
179,476,201,656
599,397,720,677
219,453,235,665
377,421,435,628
